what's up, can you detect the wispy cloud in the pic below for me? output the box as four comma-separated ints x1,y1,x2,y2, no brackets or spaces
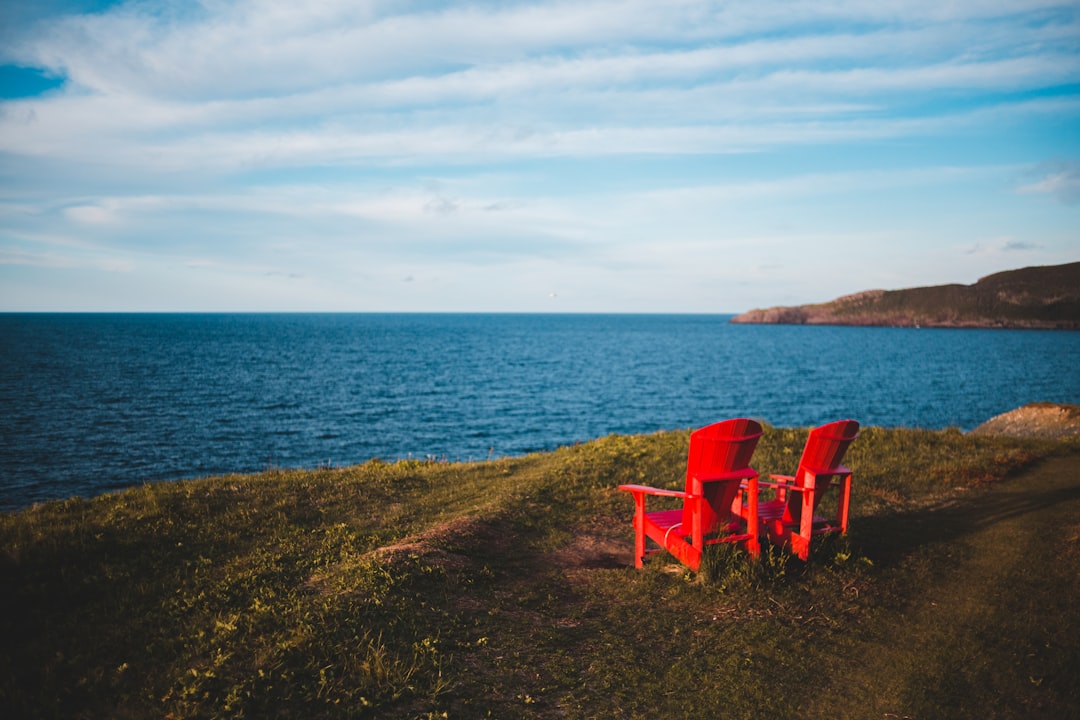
964,236,1044,256
1,0,1077,311
1018,162,1080,205
0,246,134,272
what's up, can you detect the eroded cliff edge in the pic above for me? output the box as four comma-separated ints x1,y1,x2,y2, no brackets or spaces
731,262,1080,329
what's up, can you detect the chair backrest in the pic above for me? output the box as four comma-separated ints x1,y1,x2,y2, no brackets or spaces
682,418,764,532
791,419,860,517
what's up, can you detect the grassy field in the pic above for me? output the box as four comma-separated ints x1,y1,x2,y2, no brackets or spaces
2,426,1078,719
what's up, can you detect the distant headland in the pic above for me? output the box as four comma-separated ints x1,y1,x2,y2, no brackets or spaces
731,262,1080,329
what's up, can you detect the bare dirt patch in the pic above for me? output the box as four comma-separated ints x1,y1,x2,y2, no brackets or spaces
562,531,632,572
370,514,513,570
970,402,1080,439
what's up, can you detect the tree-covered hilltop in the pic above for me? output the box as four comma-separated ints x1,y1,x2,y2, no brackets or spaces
731,262,1080,329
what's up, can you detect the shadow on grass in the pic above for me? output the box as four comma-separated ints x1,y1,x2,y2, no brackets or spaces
852,455,1080,568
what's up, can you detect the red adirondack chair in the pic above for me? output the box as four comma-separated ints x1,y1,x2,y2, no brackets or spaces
754,419,859,561
619,418,763,571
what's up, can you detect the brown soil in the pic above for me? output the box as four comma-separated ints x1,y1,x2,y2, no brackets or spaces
969,402,1080,439
562,531,631,572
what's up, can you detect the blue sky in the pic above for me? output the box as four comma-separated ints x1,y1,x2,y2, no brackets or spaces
1,0,1078,312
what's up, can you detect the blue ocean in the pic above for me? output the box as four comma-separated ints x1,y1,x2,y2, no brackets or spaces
2,313,1078,511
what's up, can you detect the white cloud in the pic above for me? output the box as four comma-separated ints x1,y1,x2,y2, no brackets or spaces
1,0,1075,177
0,245,135,272
63,204,114,224
2,0,1078,311
11,1,1077,105
1018,163,1080,205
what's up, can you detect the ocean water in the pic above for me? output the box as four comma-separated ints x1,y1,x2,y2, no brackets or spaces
2,313,1078,510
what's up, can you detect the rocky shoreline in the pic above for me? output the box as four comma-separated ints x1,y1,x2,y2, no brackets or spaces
969,402,1080,439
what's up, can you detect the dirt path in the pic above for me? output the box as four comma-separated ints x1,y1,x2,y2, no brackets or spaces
813,452,1080,718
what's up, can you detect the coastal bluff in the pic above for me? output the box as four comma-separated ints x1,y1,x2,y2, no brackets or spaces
731,262,1080,329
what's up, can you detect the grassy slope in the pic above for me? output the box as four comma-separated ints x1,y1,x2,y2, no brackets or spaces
1,428,1078,719
809,453,1080,718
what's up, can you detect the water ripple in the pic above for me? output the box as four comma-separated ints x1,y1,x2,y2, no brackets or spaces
1,313,1077,509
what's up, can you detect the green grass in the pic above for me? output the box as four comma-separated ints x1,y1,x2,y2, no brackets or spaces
2,427,1078,719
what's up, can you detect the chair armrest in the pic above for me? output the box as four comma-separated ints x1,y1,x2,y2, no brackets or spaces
758,474,794,489
766,473,846,491
802,464,852,477
617,484,690,499
758,474,797,502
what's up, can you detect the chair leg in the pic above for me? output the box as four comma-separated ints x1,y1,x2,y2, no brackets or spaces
746,535,760,559
746,475,760,559
633,521,645,569
799,485,815,559
792,534,810,561
837,473,852,534
632,497,646,569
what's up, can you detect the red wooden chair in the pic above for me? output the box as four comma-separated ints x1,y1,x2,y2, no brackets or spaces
753,419,859,561
619,418,763,571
